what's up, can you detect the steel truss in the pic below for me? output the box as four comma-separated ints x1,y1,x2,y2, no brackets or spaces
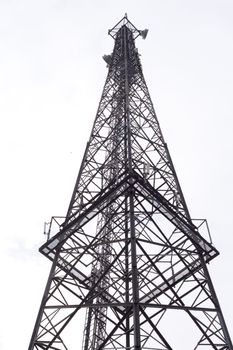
28,15,233,350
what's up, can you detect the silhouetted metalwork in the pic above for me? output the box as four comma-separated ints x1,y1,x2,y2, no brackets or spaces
29,15,232,350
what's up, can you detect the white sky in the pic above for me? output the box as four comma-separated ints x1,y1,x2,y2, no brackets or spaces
0,0,233,349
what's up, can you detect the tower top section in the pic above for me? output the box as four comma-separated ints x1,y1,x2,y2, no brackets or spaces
108,14,148,40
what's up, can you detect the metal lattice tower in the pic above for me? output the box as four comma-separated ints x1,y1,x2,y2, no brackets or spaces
29,15,232,350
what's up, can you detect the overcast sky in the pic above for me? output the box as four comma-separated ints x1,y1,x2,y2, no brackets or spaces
0,1,233,349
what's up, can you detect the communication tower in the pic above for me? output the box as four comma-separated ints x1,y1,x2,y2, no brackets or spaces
28,15,232,350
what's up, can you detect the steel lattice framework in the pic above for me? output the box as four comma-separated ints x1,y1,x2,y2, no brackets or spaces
29,16,233,350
